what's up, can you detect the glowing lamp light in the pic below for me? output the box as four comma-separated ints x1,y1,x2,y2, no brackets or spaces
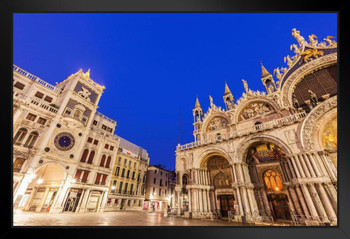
37,178,43,184
111,186,116,190
275,187,279,191
71,179,76,183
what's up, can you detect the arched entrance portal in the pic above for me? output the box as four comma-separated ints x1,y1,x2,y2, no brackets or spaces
25,163,65,212
246,142,292,221
202,154,236,218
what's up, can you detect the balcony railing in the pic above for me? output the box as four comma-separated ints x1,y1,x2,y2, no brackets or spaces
13,65,63,94
177,111,307,151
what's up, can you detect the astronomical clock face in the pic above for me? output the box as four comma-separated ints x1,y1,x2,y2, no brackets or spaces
54,132,75,151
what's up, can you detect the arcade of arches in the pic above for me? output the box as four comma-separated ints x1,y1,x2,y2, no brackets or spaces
175,141,337,225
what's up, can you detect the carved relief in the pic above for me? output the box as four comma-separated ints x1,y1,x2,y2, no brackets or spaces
300,96,337,149
285,129,297,144
206,116,228,132
239,102,273,121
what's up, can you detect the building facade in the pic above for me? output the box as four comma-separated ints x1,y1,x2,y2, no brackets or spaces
174,29,337,226
13,66,120,213
105,137,149,211
144,165,174,212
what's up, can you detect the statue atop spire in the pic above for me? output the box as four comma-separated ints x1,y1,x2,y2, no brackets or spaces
292,28,306,46
223,81,234,111
260,61,271,78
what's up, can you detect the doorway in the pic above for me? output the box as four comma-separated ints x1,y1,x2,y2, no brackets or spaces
269,193,291,220
218,195,235,218
63,188,82,212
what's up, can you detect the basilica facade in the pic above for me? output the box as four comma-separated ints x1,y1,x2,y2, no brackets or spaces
174,29,337,226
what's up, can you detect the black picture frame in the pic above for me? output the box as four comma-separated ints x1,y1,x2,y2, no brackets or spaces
2,0,350,239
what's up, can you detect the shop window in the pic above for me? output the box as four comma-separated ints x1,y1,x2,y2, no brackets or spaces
13,128,27,145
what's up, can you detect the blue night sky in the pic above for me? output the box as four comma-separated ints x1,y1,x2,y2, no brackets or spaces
13,13,337,170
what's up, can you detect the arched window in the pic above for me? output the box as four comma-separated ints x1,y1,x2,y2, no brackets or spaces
105,156,111,168
23,131,39,148
80,149,89,163
100,155,106,167
87,150,95,164
182,174,188,185
263,169,283,192
13,128,27,145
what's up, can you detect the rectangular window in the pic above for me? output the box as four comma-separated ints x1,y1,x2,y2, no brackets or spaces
118,182,123,193
132,171,135,180
13,158,25,172
153,178,156,184
93,140,98,145
81,171,89,183
115,167,120,176
126,170,130,179
118,157,122,165
34,91,44,99
26,113,36,121
110,146,114,151
37,117,47,125
111,180,117,193
160,179,162,187
93,120,97,125
101,174,107,185
87,137,93,143
14,81,25,90
121,168,125,177
124,183,128,194
95,173,102,185
159,188,161,196
130,184,134,195
105,144,109,149
74,169,83,181
128,161,131,167
44,96,53,103
124,159,127,166
152,187,155,195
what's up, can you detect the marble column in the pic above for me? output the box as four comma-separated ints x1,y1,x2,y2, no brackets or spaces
325,183,337,212
203,189,208,212
261,189,272,216
295,186,311,219
297,155,309,178
313,152,329,177
300,184,319,220
241,187,251,215
288,186,303,216
308,183,329,222
307,153,322,177
290,156,301,178
302,154,316,177
236,187,243,216
317,183,337,221
188,188,192,212
285,188,296,215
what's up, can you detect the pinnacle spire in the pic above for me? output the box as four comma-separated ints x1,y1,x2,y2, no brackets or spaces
194,95,201,109
224,81,232,96
260,61,271,78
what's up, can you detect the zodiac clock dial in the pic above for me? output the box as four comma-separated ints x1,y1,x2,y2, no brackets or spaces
54,132,75,151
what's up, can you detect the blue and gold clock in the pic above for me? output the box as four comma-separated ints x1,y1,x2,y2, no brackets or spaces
54,132,75,151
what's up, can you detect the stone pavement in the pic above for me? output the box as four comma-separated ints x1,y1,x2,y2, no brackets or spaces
13,210,249,227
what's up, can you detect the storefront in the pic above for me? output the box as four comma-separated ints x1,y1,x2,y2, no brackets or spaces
63,188,83,212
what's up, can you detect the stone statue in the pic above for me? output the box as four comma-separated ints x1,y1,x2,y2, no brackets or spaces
273,67,283,80
209,95,214,107
242,79,248,93
308,34,318,46
290,44,301,55
284,55,293,67
292,94,300,109
78,86,91,101
292,28,306,46
324,36,337,47
308,90,318,107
